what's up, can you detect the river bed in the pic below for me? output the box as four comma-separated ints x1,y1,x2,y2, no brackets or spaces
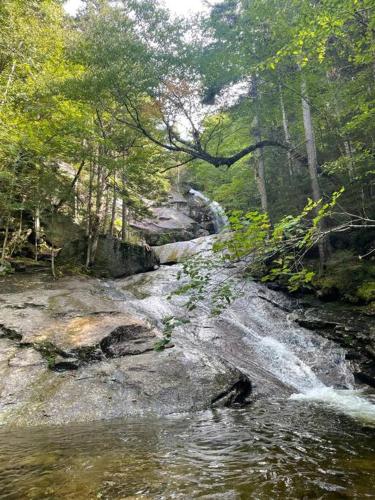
1,397,375,499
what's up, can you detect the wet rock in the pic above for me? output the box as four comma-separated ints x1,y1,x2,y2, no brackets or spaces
100,325,156,357
0,325,22,341
292,304,375,387
211,376,252,408
295,318,339,331
354,372,375,388
0,272,255,426
153,234,219,264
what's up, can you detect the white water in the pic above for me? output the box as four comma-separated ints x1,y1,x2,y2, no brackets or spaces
225,314,328,391
224,312,375,423
118,217,375,425
291,388,375,423
189,188,228,233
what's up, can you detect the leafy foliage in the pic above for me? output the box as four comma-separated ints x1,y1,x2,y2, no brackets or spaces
176,189,345,315
154,316,190,351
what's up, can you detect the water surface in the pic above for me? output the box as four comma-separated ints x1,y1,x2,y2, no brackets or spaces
1,398,374,499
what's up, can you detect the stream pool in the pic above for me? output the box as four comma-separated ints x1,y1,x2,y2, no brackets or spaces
0,397,374,499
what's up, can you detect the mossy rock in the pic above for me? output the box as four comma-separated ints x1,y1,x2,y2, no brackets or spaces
0,262,14,276
356,281,375,303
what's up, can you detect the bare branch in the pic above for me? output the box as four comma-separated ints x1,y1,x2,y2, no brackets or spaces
159,157,195,173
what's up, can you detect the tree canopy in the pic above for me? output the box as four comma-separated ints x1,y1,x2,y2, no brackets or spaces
0,0,374,284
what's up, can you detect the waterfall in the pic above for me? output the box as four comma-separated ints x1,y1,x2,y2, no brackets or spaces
120,235,375,424
224,313,334,393
223,311,375,423
189,188,228,233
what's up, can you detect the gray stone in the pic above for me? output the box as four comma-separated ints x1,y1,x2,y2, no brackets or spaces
0,272,253,426
130,189,217,246
92,236,159,278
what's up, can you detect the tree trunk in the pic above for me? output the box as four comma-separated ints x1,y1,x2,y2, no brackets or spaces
102,184,110,235
19,210,23,235
109,171,117,236
34,206,40,262
301,76,328,269
343,140,355,180
55,159,85,211
90,160,105,264
253,126,268,213
121,174,127,241
51,245,56,279
74,183,80,223
85,161,94,269
250,77,268,213
95,163,103,217
1,216,10,266
279,84,294,178
0,58,17,107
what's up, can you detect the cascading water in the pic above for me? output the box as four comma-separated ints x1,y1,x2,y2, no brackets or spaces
224,314,327,393
223,310,375,423
115,186,375,424
189,188,228,233
118,258,375,424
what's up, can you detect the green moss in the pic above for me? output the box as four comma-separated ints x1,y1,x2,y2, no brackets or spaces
47,355,56,369
356,282,375,303
56,262,89,277
157,233,175,245
33,341,63,370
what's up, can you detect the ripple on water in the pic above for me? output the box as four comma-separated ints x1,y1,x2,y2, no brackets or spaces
0,398,374,499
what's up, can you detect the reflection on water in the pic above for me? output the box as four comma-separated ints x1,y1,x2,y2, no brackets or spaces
0,398,375,499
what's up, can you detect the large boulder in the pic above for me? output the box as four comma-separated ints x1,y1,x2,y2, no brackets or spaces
130,189,216,246
153,234,218,264
93,236,158,278
58,232,159,279
42,211,158,278
131,206,204,246
0,274,252,426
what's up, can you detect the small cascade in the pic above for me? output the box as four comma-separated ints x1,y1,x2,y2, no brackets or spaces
223,312,375,423
189,188,228,233
224,313,333,393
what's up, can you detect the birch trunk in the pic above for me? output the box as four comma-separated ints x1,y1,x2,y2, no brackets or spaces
109,171,117,236
279,85,294,178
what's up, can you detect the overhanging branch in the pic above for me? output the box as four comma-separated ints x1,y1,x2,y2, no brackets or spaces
115,94,308,169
